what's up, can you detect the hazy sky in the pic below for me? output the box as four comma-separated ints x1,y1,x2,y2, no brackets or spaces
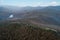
0,0,60,7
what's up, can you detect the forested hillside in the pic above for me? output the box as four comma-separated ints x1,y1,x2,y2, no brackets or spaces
0,20,60,40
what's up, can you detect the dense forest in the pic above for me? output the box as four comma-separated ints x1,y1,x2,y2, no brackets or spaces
0,20,60,40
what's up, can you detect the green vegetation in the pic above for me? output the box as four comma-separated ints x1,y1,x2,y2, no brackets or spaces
0,21,60,40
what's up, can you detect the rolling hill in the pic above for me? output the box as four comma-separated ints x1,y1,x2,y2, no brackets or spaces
0,6,60,40
0,6,60,30
0,20,60,40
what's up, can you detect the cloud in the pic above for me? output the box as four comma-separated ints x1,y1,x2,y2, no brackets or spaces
0,0,59,7
16,2,41,7
49,1,59,6
40,1,59,7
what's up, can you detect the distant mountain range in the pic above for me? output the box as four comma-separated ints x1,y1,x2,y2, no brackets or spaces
0,6,60,40
0,6,44,19
0,6,60,30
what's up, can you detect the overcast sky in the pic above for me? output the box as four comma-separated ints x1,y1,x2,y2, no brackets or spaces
0,0,60,7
